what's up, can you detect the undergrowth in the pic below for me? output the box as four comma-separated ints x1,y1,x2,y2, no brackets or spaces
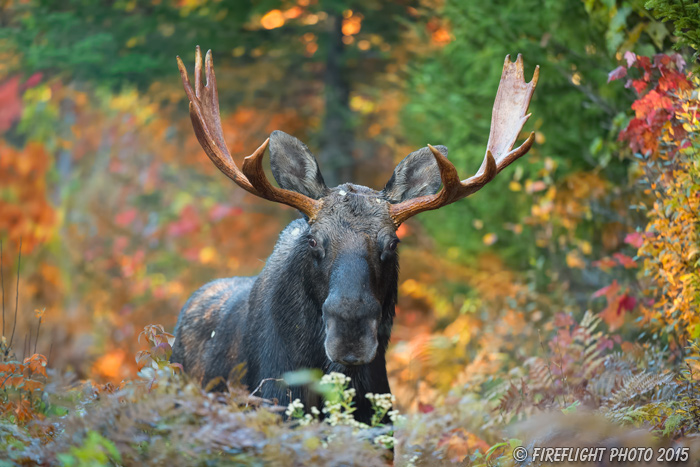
1,314,700,466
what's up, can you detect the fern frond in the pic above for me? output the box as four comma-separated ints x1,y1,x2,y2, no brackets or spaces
603,372,674,410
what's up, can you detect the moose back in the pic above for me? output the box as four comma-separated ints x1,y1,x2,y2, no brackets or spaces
170,46,538,423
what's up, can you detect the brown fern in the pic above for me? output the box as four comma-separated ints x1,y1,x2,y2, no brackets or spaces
603,372,675,410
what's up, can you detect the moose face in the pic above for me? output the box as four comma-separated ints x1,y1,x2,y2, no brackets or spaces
269,131,444,366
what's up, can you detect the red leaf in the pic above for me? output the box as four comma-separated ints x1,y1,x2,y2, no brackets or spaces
0,77,22,132
167,205,200,237
627,79,647,94
619,294,637,312
553,312,575,328
593,280,619,299
608,66,627,83
659,71,692,93
653,53,672,69
637,56,651,72
613,252,637,269
592,257,618,272
418,402,435,413
595,282,633,331
23,73,43,89
209,204,232,221
672,53,686,71
631,90,674,123
624,232,644,248
599,295,624,331
598,335,614,351
624,51,636,68
115,208,138,227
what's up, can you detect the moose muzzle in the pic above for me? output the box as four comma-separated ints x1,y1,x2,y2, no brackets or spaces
322,253,381,366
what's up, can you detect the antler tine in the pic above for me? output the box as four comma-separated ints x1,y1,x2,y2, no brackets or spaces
389,54,538,227
177,47,321,220
485,54,539,168
177,49,254,193
194,45,202,100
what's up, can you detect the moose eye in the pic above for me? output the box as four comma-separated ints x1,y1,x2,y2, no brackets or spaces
308,237,318,248
388,239,399,251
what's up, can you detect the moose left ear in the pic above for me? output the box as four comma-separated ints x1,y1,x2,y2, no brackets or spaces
381,145,446,203
269,130,330,200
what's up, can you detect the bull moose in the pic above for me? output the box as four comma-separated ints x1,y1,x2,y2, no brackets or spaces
170,46,538,423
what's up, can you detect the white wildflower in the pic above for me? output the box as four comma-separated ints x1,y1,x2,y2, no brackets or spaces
406,453,420,467
388,409,404,424
320,372,351,386
298,413,314,426
285,398,305,417
374,434,395,449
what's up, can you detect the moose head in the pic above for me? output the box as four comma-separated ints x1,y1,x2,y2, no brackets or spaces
171,46,538,421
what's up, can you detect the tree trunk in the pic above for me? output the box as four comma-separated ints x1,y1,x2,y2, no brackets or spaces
319,12,354,187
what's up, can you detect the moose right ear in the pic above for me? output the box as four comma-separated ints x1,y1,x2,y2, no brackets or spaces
380,145,446,203
269,130,330,200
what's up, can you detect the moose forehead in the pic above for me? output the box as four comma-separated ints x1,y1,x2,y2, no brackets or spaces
311,183,395,235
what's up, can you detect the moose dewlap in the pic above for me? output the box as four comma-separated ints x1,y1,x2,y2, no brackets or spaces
170,46,538,423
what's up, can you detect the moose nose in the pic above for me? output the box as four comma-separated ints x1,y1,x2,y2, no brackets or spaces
322,294,382,322
339,354,361,366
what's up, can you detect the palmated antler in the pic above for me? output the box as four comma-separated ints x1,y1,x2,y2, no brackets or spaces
389,54,539,226
176,46,322,220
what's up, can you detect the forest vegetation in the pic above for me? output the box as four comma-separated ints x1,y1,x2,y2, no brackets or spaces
0,0,699,465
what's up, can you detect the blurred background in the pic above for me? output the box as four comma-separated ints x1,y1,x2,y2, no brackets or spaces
0,0,697,423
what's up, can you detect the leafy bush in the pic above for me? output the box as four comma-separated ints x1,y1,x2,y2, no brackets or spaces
612,52,700,344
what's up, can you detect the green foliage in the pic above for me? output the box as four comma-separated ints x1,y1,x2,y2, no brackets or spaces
56,431,121,467
647,0,700,57
0,0,253,88
402,0,647,262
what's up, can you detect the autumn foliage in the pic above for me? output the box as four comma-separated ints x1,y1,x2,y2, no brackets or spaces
611,53,700,344
1,0,700,465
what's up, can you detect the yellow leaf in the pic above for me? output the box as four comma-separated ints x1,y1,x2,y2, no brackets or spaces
303,436,321,450
482,233,498,246
199,247,216,264
261,10,285,29
580,241,592,255
566,250,585,269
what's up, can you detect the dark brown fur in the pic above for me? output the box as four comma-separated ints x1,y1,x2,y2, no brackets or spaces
171,131,444,423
